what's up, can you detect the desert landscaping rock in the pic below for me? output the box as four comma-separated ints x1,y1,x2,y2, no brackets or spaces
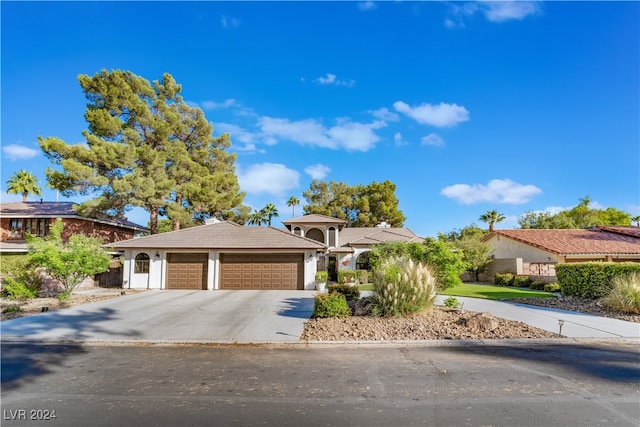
301,306,558,341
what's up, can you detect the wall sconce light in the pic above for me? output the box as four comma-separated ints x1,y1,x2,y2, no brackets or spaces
155,251,160,260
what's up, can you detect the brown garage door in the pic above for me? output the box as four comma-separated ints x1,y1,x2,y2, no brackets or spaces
166,253,208,290
219,254,303,290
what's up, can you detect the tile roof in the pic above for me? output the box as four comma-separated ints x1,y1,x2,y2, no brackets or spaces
282,214,347,226
487,229,640,256
596,225,640,238
0,202,148,232
337,227,424,247
107,221,326,250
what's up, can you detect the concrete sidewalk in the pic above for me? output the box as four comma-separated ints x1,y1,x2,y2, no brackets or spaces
434,295,640,339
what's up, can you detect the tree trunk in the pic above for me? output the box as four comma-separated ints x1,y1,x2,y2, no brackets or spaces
150,206,159,235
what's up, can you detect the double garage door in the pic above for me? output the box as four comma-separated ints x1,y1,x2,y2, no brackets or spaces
165,253,303,290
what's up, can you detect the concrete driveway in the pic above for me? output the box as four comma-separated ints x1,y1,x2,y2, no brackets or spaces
0,290,316,344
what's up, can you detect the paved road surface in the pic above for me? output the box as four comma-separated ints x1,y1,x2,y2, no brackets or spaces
2,342,638,426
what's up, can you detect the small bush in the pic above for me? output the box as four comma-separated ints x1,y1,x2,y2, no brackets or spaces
1,278,41,300
444,296,462,308
513,275,533,288
328,283,361,301
313,292,351,318
2,304,21,314
544,283,561,293
371,256,437,317
356,269,369,284
530,281,547,290
494,273,515,287
338,269,359,284
602,272,640,314
315,271,328,283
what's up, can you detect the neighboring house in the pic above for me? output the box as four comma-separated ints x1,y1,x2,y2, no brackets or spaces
0,201,149,253
109,214,423,290
481,227,640,282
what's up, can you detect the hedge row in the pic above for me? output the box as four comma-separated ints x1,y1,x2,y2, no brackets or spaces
556,262,640,299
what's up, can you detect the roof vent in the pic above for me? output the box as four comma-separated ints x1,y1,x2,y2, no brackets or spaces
376,221,391,228
205,217,222,225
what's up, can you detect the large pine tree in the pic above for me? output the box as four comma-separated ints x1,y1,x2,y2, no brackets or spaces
39,70,245,234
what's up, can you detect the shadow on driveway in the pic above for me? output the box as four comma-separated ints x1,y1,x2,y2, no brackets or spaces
277,297,315,319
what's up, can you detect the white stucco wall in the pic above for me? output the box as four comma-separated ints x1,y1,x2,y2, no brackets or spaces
123,249,319,290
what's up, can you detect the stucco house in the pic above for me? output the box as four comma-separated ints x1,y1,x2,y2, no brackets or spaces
109,214,423,290
0,201,149,253
480,226,640,282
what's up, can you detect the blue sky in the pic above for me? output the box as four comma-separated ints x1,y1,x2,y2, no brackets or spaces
2,1,639,237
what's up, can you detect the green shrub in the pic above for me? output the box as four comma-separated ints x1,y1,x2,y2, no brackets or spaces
371,256,437,317
356,269,369,284
444,296,462,308
494,273,515,287
328,283,361,301
513,275,533,288
530,281,547,290
338,269,359,284
313,292,352,318
544,283,561,293
315,271,328,283
2,304,21,314
1,277,41,300
557,262,640,299
602,272,640,314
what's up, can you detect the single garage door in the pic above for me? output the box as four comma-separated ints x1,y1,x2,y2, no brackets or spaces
219,254,303,290
166,253,208,290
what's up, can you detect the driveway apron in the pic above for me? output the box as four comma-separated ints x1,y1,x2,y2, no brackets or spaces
0,290,316,344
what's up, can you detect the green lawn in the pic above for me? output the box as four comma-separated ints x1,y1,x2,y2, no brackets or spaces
440,282,555,301
357,284,374,291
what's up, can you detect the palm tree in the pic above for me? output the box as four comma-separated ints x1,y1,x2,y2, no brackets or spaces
632,215,640,227
479,210,506,231
247,209,268,226
6,170,43,202
287,196,300,218
262,203,279,226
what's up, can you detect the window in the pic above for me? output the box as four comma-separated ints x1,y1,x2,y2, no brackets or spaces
134,253,150,274
356,251,371,271
9,218,49,239
293,227,302,236
328,227,336,247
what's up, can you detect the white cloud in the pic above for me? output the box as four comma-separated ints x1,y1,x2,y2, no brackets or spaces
394,101,470,127
2,144,39,160
358,1,377,11
258,116,382,152
371,107,399,122
237,163,299,197
394,132,407,147
216,122,257,144
305,164,331,180
421,133,445,147
480,1,541,23
446,1,540,28
202,99,237,109
221,15,240,28
314,73,355,87
441,179,542,205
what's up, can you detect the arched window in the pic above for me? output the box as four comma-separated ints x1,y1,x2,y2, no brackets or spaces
293,227,302,236
356,251,371,271
306,228,325,244
135,253,150,274
328,227,336,247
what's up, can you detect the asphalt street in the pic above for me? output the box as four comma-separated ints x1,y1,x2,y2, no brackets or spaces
2,342,639,427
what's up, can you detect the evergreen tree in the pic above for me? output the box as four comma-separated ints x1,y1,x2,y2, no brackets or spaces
39,70,244,234
262,203,279,226
6,170,43,202
303,179,405,227
479,210,506,231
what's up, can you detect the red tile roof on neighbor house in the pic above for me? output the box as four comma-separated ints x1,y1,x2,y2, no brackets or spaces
487,228,640,256
0,202,148,232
